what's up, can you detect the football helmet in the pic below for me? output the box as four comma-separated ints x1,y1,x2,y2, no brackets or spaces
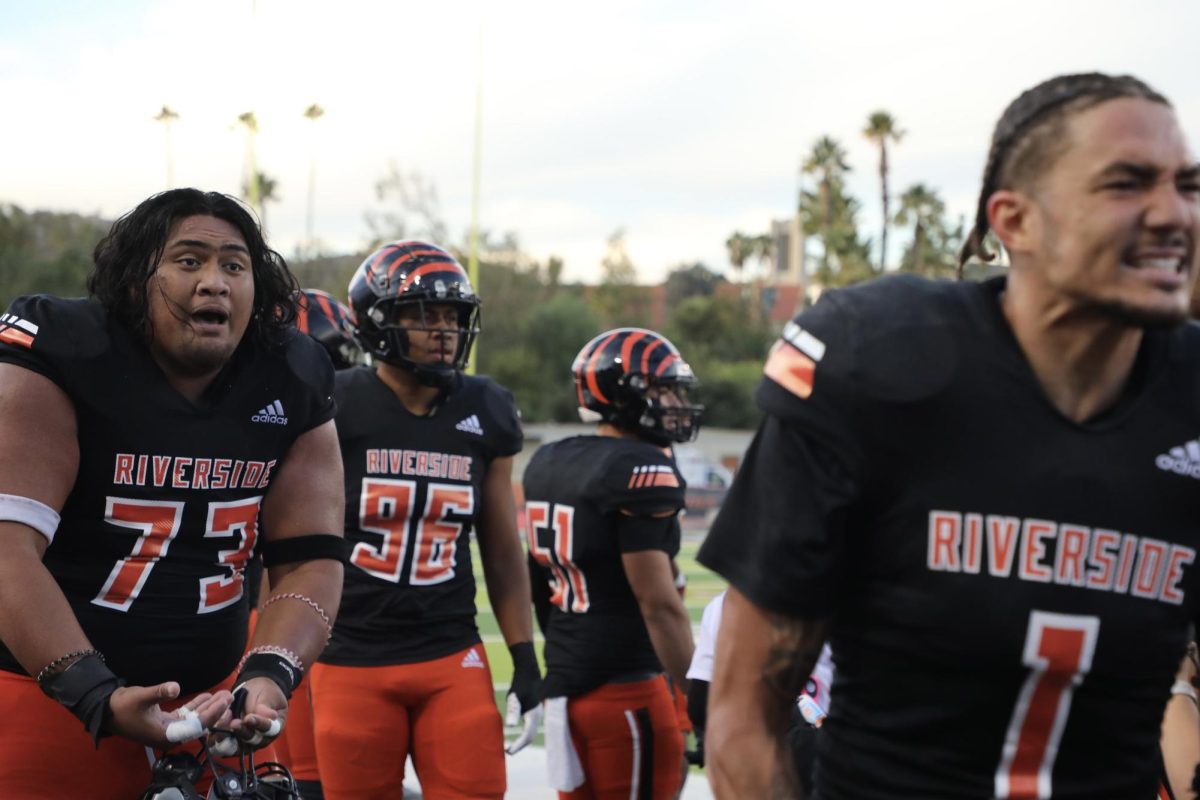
572,327,703,445
348,241,481,388
139,749,300,800
296,289,366,370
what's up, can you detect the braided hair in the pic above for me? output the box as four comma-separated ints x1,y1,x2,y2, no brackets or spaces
959,73,1170,271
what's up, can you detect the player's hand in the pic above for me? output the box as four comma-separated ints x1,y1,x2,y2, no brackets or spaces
209,677,287,755
505,641,543,755
505,692,544,755
107,683,233,747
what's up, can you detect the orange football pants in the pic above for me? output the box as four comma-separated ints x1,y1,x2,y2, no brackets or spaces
310,644,505,800
0,669,277,800
563,676,684,800
272,675,320,782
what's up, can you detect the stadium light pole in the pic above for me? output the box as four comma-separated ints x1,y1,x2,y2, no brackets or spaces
303,103,325,260
153,105,180,188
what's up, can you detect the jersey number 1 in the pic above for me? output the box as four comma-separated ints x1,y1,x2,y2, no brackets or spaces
994,610,1100,799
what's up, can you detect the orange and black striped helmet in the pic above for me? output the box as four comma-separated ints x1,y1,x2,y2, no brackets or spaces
347,241,481,388
572,328,702,445
296,289,365,370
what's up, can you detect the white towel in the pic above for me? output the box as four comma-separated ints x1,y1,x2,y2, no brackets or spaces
544,696,585,791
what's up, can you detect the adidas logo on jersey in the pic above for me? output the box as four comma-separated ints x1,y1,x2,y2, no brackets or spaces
0,313,38,350
456,414,484,436
1156,438,1200,480
628,464,679,489
461,648,485,669
251,400,288,425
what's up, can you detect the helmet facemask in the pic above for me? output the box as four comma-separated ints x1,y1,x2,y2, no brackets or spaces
363,297,481,389
617,372,703,446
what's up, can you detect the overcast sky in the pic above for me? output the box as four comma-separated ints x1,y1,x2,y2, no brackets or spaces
2,0,1198,285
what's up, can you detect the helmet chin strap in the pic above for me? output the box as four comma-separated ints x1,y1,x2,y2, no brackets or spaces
406,358,457,390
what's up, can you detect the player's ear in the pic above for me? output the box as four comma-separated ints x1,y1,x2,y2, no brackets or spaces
986,189,1035,257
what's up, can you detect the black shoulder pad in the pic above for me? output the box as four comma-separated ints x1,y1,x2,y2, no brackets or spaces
758,275,961,422
596,440,686,517
475,375,523,458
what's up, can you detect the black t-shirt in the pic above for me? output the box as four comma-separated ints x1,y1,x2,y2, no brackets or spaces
0,295,335,693
320,368,522,665
699,275,1200,800
524,435,686,698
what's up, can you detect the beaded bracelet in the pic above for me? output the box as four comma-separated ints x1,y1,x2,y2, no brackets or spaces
237,644,304,675
35,649,104,685
261,592,333,640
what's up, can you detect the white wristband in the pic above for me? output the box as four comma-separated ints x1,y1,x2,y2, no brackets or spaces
1171,679,1197,701
0,493,60,544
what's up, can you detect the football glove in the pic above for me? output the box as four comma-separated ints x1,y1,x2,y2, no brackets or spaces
504,641,543,755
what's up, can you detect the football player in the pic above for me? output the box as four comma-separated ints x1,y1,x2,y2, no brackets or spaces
524,327,700,800
685,589,833,795
700,73,1200,799
265,289,366,800
0,189,345,799
308,241,540,799
296,289,367,371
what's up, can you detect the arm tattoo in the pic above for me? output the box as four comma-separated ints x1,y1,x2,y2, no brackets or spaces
763,613,826,705
762,614,827,800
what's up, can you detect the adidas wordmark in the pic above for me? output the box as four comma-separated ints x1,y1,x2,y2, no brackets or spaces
252,400,289,425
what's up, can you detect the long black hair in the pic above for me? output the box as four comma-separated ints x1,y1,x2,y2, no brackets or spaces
88,188,299,345
959,73,1169,271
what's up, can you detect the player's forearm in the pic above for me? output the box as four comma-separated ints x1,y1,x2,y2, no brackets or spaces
256,558,343,669
0,525,93,676
1161,691,1200,800
707,590,825,799
482,548,535,647
706,716,800,800
641,599,693,690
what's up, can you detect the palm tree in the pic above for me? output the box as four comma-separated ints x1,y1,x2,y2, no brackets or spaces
725,232,753,279
243,171,279,231
895,183,945,275
801,136,850,273
236,112,260,215
863,111,904,272
153,105,180,188
303,104,325,259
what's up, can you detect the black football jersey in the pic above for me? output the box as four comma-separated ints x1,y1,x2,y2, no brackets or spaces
320,368,522,666
699,275,1200,800
0,296,335,693
524,436,686,698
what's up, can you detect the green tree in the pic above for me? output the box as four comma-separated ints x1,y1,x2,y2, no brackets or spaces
664,262,725,307
589,229,651,328
725,231,754,278
798,178,873,286
488,293,599,422
862,111,904,271
895,184,962,278
243,171,279,231
364,163,448,247
664,295,773,428
0,205,108,309
801,136,851,274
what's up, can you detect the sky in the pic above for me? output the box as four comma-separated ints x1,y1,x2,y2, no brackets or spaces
2,0,1199,285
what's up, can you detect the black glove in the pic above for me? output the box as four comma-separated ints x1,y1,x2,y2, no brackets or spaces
507,641,542,715
504,642,543,754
